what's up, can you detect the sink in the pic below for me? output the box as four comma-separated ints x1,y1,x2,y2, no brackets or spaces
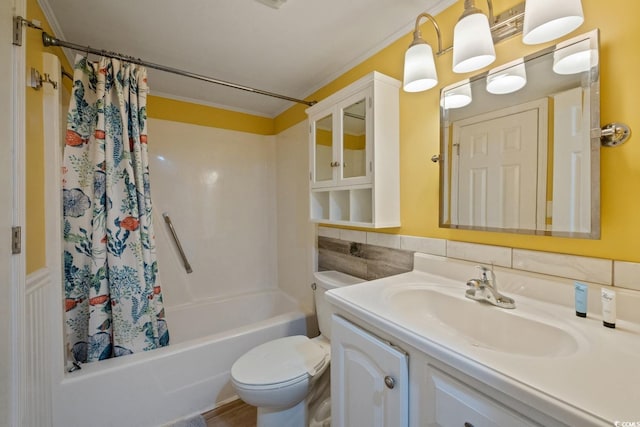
386,285,579,357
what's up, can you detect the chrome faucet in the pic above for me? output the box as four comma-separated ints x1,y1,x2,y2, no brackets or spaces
465,265,515,309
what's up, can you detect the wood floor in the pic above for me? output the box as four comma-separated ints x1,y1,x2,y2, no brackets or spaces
203,399,256,427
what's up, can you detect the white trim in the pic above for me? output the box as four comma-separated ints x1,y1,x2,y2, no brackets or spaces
26,268,51,293
43,52,65,427
11,0,27,425
25,268,54,427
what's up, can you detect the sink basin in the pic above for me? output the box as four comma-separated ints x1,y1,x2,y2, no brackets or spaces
386,285,579,357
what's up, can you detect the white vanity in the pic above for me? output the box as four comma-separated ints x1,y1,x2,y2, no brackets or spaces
326,253,640,427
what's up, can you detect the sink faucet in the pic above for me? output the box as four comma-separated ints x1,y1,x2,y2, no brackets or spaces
466,265,515,309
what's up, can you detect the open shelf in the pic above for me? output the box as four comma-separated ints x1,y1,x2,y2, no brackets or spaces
350,188,372,223
311,191,330,221
311,187,375,226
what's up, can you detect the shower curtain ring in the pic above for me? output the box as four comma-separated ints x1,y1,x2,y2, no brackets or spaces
84,45,90,61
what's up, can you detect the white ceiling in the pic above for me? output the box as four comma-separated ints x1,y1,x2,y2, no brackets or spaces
42,0,456,117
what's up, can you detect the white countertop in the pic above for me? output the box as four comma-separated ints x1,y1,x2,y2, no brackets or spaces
326,254,640,426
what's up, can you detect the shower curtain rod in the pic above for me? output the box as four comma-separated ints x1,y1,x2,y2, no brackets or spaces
41,32,317,107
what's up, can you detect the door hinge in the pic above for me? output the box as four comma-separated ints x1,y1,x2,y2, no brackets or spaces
13,16,23,46
12,16,42,46
310,171,313,181
11,226,21,254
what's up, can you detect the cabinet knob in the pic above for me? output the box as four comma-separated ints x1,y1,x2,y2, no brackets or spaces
330,161,341,167
384,375,395,389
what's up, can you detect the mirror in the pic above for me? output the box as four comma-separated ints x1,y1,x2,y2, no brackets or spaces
439,30,600,238
342,98,367,179
315,113,334,182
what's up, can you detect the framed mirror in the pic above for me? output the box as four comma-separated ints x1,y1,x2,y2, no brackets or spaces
439,30,600,238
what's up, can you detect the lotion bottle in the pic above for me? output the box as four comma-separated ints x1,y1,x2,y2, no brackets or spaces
601,288,616,329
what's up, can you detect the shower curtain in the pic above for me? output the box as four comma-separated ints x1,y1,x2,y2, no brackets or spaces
63,55,169,363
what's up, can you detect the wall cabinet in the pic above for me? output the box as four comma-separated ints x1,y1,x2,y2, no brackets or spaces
306,72,400,228
331,315,408,427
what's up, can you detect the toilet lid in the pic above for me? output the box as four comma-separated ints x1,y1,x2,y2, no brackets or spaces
231,335,329,387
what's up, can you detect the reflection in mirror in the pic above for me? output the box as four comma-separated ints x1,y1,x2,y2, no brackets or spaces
342,99,367,179
439,30,600,238
315,114,333,182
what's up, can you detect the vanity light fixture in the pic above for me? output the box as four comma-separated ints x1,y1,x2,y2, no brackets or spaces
486,58,527,94
452,0,496,73
403,0,585,92
403,13,443,92
522,0,584,45
552,38,598,75
440,79,472,109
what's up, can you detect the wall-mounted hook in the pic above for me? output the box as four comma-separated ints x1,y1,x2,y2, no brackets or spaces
600,123,631,147
29,68,58,91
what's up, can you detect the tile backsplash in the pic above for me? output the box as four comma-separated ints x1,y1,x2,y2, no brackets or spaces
318,236,413,281
317,227,640,292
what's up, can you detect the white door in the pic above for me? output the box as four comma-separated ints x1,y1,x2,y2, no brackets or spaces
452,100,547,230
552,87,591,233
1,1,25,426
331,315,408,427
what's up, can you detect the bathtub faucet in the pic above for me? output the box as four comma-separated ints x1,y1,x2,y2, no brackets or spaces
465,265,515,309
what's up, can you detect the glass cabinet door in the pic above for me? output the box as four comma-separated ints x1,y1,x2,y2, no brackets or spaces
341,98,367,180
314,113,334,184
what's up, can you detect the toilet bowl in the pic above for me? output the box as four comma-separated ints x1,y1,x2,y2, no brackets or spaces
230,271,364,427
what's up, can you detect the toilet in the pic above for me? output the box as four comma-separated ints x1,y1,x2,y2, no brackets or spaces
231,270,364,427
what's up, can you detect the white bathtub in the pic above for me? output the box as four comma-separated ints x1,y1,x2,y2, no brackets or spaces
53,289,313,427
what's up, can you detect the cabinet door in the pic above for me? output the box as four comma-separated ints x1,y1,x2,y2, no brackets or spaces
311,111,336,188
426,366,540,427
337,89,372,186
331,315,408,427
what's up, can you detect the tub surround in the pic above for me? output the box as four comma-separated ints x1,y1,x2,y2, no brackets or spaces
326,253,640,426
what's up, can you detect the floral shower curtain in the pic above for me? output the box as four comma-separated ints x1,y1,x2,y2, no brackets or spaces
63,55,169,363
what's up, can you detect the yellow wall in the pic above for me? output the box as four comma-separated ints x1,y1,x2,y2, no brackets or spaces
147,95,274,135
277,0,640,263
25,0,640,273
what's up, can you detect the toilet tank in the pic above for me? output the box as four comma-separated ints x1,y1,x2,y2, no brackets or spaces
313,271,364,340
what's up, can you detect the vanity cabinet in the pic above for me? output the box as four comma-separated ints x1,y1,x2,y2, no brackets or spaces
332,314,567,427
331,315,408,427
306,71,400,228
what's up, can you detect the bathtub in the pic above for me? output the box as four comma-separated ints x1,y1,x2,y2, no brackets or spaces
53,289,314,427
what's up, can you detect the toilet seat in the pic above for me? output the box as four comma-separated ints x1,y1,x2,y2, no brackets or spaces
231,335,329,389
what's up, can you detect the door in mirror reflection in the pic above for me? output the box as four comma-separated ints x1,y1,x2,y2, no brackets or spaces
315,113,333,183
439,29,600,238
452,101,545,230
341,98,367,179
